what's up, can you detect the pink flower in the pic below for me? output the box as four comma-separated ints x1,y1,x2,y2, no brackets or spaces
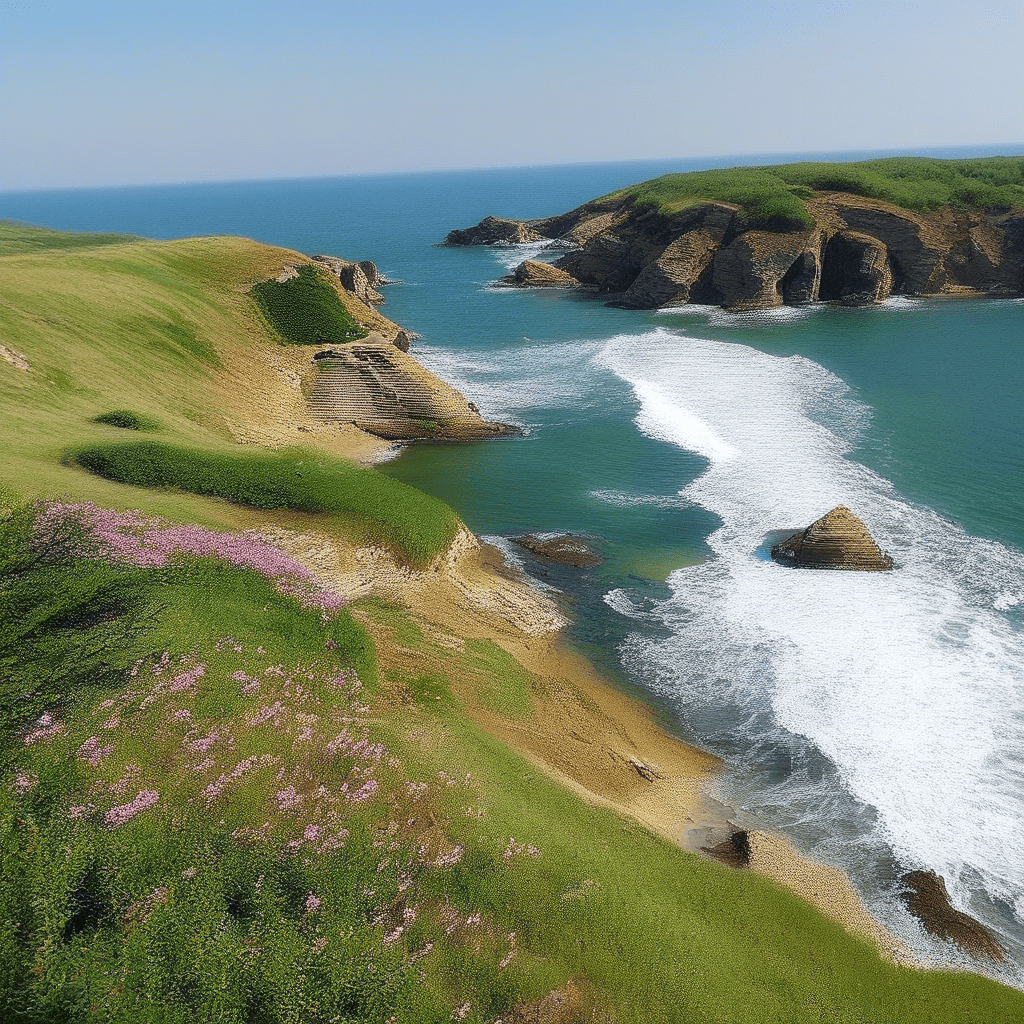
77,736,114,766
12,772,37,794
105,788,159,827
453,1002,470,1021
305,894,321,913
24,714,65,745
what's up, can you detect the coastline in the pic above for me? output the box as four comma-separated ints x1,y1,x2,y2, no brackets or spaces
261,502,915,965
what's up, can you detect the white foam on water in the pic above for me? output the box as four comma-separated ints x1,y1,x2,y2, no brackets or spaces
413,338,606,423
596,327,1024,958
489,239,568,272
590,488,689,509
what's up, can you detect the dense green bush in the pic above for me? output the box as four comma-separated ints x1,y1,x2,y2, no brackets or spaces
93,410,160,431
72,441,460,566
251,265,368,346
0,505,154,764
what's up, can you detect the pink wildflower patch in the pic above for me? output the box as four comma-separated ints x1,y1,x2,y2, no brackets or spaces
105,788,159,827
169,663,206,693
12,772,37,795
40,503,349,615
24,713,65,746
77,735,114,766
305,894,321,913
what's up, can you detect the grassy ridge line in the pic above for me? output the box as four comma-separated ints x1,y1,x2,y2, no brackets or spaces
72,440,461,567
611,156,1024,230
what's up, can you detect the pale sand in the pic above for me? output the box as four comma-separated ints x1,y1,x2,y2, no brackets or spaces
260,522,915,963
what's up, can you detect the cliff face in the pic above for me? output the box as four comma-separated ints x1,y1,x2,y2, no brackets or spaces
445,192,1024,311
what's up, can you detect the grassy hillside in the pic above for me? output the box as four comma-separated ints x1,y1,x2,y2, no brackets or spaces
2,225,1023,1021
614,156,1024,230
252,264,368,346
0,223,450,560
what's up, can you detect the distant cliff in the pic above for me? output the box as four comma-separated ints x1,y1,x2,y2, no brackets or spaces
444,157,1024,311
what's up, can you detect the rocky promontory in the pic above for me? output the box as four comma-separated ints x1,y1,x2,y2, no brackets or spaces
771,506,894,571
444,158,1024,311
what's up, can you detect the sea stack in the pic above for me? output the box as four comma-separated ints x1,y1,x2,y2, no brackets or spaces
770,505,894,571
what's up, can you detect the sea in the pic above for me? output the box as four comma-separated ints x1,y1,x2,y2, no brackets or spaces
3,147,1023,982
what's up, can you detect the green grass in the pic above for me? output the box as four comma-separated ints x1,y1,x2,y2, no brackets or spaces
72,440,461,567
614,156,1024,230
94,409,161,431
251,264,368,346
360,599,1024,1024
0,220,139,255
461,638,536,720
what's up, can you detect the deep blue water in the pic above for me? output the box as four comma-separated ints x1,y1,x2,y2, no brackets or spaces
3,150,1023,979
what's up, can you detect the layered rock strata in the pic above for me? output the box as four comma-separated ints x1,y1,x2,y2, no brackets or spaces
498,259,580,289
770,506,894,571
445,192,1024,311
306,343,515,442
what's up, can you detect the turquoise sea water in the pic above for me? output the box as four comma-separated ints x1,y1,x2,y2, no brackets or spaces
3,151,1023,979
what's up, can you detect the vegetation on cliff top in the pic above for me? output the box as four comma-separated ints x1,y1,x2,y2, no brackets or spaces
73,441,460,567
252,264,368,346
616,156,1024,230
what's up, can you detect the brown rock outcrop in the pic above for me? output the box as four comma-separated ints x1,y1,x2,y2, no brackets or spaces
712,230,822,310
819,231,893,305
900,870,1005,962
512,534,602,568
311,254,386,306
501,260,579,288
445,182,1023,311
443,216,541,246
770,505,894,571
830,198,949,294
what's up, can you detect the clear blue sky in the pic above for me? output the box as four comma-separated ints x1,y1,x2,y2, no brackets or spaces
2,0,1022,189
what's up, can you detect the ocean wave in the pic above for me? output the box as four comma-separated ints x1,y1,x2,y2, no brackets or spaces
413,338,607,422
589,488,690,509
596,326,1024,963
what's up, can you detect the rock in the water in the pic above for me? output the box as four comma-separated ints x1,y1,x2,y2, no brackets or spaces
512,534,602,568
444,216,541,246
770,505,893,571
501,260,579,288
900,870,1005,962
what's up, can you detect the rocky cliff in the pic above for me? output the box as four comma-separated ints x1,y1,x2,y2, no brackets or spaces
445,187,1024,312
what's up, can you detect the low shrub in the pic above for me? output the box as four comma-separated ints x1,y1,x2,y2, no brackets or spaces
72,441,460,567
251,264,368,346
93,410,160,431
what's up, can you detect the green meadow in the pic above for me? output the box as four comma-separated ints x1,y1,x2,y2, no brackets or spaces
612,155,1024,229
2,224,1023,1022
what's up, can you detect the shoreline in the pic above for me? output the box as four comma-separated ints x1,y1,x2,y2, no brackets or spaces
263,513,916,965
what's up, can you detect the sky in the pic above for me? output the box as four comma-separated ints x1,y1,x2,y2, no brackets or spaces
2,0,1023,190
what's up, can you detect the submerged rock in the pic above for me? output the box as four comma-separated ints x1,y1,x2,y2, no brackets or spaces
512,534,602,568
770,505,893,571
900,870,1005,962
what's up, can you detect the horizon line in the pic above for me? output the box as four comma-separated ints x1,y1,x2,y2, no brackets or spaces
2,141,1023,197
